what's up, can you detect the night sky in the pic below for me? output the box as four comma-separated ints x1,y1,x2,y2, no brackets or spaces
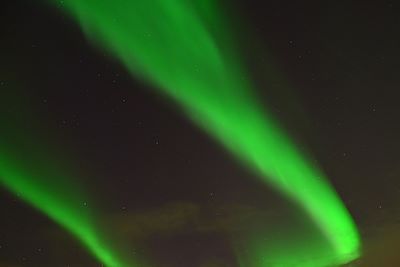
1,1,400,266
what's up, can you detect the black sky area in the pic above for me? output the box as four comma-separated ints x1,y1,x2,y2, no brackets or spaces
1,1,400,266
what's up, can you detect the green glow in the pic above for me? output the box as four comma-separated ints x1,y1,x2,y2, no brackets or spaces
0,0,357,266
50,0,361,266
0,96,134,267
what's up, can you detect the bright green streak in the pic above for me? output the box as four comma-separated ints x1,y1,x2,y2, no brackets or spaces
51,0,360,266
0,99,134,267
0,168,125,267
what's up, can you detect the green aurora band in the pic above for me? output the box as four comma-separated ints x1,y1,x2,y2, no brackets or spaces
0,92,136,267
0,0,360,266
53,0,360,265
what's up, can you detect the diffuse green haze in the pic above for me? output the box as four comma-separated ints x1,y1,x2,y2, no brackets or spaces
49,0,359,266
0,92,134,267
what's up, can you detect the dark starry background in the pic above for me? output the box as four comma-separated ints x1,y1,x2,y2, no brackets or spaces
1,1,400,266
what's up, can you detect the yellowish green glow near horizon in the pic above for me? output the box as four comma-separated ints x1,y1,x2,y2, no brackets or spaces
0,0,361,266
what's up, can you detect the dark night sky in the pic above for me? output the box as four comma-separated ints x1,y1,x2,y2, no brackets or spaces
1,1,400,266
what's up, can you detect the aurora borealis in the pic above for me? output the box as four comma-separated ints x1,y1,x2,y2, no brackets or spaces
0,91,135,267
2,1,400,267
50,0,360,266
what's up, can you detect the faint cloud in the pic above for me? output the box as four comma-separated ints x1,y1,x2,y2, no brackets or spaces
108,201,270,242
